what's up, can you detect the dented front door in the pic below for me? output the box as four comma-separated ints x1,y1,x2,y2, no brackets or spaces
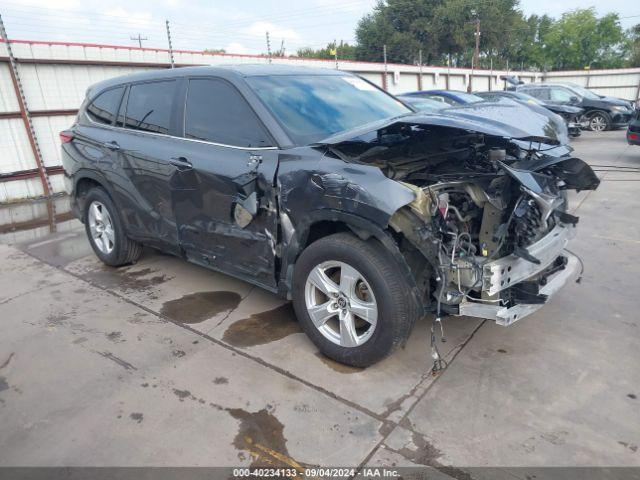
170,142,279,289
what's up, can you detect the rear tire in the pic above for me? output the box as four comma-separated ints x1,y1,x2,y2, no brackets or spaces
83,187,143,267
292,232,420,367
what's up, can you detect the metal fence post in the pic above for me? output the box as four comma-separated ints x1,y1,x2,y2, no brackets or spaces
382,44,388,90
165,20,175,68
418,49,423,90
0,13,56,231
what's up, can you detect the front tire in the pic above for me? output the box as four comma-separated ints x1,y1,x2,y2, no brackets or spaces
588,111,610,132
292,232,420,367
83,187,143,266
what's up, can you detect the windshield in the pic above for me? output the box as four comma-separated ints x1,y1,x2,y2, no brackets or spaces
511,91,544,105
565,84,599,100
452,92,485,104
398,96,446,111
246,75,411,145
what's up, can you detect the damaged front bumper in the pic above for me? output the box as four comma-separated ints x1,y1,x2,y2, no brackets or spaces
459,223,579,326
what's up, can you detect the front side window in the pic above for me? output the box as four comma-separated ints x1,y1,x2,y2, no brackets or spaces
246,75,411,145
550,87,575,103
86,87,124,125
124,81,176,135
184,78,272,148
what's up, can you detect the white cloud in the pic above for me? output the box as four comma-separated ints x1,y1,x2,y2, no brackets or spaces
15,0,81,9
242,21,300,41
225,42,249,55
102,7,155,28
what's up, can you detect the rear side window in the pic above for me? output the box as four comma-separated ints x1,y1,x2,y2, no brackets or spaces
86,87,124,125
523,87,549,101
124,80,176,135
184,78,272,148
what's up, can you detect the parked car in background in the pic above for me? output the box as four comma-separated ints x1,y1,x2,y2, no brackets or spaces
476,90,585,137
516,82,634,132
402,89,485,106
627,108,640,146
398,91,569,145
396,95,447,112
61,65,598,367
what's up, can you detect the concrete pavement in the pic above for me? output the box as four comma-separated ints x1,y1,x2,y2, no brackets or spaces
0,131,638,474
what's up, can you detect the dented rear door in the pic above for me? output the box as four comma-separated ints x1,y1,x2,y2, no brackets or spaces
170,77,279,289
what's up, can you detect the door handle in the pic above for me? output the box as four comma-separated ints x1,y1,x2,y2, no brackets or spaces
169,156,193,171
104,141,120,151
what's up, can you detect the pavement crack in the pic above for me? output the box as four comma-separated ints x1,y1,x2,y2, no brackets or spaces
0,353,14,370
93,350,137,371
209,285,256,332
354,319,487,477
18,248,385,423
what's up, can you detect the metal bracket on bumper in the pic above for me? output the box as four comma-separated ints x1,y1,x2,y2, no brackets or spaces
459,252,580,326
458,223,579,326
483,223,576,296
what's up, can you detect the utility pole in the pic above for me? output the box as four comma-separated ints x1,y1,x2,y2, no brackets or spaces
266,31,272,63
165,20,175,68
468,10,480,92
130,34,148,48
382,44,388,90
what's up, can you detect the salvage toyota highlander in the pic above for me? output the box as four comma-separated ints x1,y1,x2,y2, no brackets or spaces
61,65,599,367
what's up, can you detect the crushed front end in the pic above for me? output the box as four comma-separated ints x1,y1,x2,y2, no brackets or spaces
320,114,600,326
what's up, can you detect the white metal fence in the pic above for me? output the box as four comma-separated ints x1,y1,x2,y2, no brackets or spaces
1,38,639,210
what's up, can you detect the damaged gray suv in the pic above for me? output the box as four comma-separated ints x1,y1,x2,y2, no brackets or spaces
61,65,599,367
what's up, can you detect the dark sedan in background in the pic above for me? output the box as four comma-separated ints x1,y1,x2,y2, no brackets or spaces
476,90,585,137
402,89,485,106
402,88,569,142
516,82,634,131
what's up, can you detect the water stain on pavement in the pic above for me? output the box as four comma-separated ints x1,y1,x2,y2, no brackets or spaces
213,376,228,385
130,412,144,423
229,407,297,468
161,291,241,324
0,376,8,392
222,303,300,348
315,352,364,374
84,267,169,292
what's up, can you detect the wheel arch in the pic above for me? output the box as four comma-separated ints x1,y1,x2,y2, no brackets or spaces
277,209,426,314
72,169,119,223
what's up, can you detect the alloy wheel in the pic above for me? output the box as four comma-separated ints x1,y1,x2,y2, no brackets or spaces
304,261,378,347
590,115,607,132
88,201,115,254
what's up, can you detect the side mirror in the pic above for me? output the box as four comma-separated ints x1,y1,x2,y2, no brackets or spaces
569,96,579,104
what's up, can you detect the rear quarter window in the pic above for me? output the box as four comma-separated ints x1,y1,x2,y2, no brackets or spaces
86,87,125,125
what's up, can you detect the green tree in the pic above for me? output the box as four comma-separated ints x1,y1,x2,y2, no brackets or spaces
629,24,640,67
543,8,628,69
354,0,523,66
296,40,357,60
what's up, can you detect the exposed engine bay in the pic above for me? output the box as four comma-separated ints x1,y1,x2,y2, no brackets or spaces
324,122,600,327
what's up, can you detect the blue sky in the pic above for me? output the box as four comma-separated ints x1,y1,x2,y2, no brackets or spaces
0,0,638,55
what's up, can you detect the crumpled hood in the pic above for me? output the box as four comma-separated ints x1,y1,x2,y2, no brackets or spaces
316,102,568,147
